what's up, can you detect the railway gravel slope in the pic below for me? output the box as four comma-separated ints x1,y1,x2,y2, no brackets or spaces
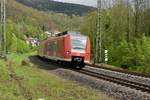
85,66,150,87
54,68,150,100
30,56,150,100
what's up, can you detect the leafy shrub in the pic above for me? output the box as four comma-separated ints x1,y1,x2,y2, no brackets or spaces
108,36,150,68
10,34,30,53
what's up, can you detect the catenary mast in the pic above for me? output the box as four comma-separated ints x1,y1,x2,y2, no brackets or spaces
96,0,102,63
0,0,6,58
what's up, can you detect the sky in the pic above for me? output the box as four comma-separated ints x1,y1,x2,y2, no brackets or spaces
53,0,97,7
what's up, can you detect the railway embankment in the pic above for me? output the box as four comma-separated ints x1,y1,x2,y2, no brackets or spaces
0,53,111,100
54,68,150,100
30,56,150,100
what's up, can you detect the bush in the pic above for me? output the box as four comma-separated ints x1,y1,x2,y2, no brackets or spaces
10,34,30,53
108,39,132,67
107,36,150,75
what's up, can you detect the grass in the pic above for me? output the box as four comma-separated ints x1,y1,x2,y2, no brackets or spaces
95,63,150,76
95,63,123,70
0,53,113,100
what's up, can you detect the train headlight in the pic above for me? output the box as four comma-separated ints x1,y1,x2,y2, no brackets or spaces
67,51,71,54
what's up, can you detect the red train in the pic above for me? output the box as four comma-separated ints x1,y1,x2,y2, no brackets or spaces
38,31,91,68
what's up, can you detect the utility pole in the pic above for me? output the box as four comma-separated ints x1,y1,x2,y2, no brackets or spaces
0,0,6,58
127,0,130,43
95,0,102,63
0,0,3,56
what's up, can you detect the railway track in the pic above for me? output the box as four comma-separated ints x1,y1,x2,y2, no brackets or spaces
87,64,150,78
75,67,150,93
36,56,150,93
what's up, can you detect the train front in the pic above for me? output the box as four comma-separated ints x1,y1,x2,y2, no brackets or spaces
69,34,91,68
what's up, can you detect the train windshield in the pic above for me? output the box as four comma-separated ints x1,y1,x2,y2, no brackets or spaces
71,36,87,51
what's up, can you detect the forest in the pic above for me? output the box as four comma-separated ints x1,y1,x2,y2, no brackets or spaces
4,0,84,53
16,0,95,16
1,0,150,74
80,0,150,74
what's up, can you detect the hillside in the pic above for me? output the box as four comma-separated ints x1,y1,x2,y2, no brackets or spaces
7,0,58,31
6,0,85,33
16,0,95,16
5,0,84,53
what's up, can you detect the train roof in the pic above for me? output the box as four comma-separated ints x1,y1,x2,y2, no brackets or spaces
55,31,87,38
40,31,87,43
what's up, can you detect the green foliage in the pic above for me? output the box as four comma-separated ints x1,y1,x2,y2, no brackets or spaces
108,39,130,66
0,53,111,99
6,0,84,35
80,0,150,74
5,0,85,55
108,36,150,74
37,33,48,41
48,13,84,31
10,34,30,53
6,20,34,53
7,0,58,31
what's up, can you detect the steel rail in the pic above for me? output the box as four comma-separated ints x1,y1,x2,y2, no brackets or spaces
36,56,150,93
76,69,150,93
86,64,150,78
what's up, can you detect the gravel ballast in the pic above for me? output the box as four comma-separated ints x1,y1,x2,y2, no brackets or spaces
30,56,150,100
53,68,150,100
85,66,150,86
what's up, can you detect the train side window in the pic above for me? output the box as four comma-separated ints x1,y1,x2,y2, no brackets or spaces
47,43,57,51
47,44,52,51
